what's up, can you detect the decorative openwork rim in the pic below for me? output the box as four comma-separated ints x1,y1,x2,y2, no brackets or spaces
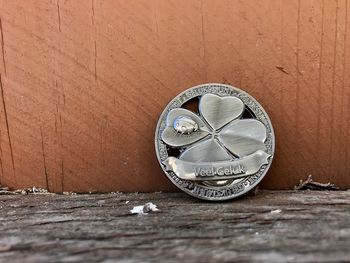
155,83,275,201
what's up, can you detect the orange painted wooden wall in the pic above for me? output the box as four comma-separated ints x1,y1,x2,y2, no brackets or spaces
0,0,349,192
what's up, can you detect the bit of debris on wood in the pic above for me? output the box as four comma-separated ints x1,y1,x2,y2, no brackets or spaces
295,175,340,191
0,186,9,191
0,244,11,252
0,186,52,195
130,202,159,215
0,185,17,195
270,209,282,214
62,192,77,196
275,65,289,74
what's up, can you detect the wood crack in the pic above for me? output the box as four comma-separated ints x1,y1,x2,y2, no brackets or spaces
91,0,97,81
0,18,7,76
94,40,97,81
40,127,49,191
57,0,61,32
200,0,207,81
316,0,325,162
329,0,340,174
91,0,95,26
0,74,15,179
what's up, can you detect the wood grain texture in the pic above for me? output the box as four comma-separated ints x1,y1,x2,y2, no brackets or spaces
0,191,350,262
0,0,349,192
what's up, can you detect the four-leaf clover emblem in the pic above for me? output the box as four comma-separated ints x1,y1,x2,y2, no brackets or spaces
161,94,267,163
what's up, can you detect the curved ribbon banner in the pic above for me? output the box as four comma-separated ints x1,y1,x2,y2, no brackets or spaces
162,150,271,181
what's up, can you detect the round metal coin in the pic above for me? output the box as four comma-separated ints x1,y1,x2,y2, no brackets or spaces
155,83,275,201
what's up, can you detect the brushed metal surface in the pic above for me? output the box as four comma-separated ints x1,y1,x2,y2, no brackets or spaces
180,138,232,162
199,94,244,130
219,119,267,157
155,83,275,201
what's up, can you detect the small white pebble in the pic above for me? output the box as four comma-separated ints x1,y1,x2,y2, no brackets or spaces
130,202,159,215
125,201,129,204
270,209,282,214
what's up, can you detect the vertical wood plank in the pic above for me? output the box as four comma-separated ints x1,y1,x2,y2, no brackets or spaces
0,0,350,192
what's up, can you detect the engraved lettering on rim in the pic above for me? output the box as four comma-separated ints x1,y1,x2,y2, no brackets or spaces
155,83,275,201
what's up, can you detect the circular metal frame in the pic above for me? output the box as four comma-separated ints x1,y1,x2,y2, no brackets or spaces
155,83,275,201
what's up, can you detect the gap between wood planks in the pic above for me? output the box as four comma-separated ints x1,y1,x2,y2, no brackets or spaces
0,174,344,195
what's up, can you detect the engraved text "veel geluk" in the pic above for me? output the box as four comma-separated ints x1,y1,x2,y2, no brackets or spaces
195,164,246,177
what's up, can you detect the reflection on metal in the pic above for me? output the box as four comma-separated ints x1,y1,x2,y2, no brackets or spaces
173,116,199,134
163,150,270,181
161,108,210,147
155,84,275,201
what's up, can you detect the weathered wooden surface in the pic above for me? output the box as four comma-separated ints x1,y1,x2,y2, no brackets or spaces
0,191,350,262
0,1,350,192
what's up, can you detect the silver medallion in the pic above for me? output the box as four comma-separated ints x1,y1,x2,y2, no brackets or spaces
155,83,275,201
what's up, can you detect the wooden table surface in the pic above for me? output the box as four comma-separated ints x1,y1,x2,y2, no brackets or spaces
0,190,350,262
